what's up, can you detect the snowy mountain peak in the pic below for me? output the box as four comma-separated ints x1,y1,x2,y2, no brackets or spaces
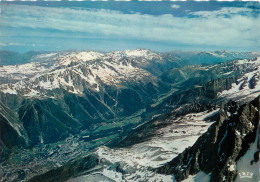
57,51,104,66
125,49,154,57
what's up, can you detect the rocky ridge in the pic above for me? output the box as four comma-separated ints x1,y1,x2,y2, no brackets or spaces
156,96,259,182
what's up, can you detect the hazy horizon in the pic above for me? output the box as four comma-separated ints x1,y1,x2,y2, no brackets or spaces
1,48,260,54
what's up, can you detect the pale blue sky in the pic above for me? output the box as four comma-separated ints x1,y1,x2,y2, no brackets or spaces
0,1,260,52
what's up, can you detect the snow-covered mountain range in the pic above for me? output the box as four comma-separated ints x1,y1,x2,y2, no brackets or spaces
0,49,259,182
0,50,161,96
0,49,259,98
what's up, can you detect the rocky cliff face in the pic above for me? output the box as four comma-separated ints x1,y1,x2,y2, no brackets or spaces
156,96,259,182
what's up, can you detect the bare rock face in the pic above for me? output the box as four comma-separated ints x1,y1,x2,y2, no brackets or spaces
156,95,259,182
249,75,257,89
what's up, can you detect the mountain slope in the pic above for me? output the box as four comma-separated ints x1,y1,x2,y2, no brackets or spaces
0,100,27,161
147,58,260,120
0,50,173,149
156,96,259,182
164,50,260,65
0,50,260,182
26,96,259,182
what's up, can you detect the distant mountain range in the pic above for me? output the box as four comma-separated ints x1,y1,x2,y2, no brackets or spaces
1,49,259,66
0,49,259,182
0,50,49,66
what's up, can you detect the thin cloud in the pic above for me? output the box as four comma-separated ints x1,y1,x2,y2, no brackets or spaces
0,42,7,46
171,4,180,9
0,42,43,47
189,7,255,18
0,4,259,51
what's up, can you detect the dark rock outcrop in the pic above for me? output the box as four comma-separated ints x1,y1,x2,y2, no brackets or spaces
156,95,259,182
249,75,257,89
